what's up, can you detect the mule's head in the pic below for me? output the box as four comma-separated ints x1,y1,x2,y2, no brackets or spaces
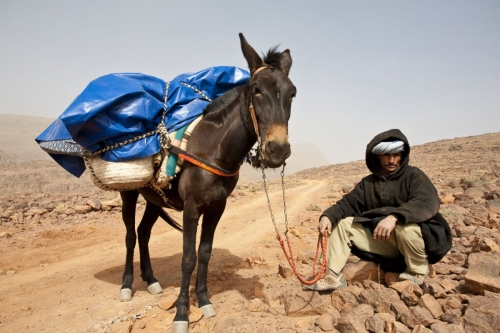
239,33,296,169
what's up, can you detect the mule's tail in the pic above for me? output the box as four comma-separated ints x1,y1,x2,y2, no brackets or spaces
160,209,183,232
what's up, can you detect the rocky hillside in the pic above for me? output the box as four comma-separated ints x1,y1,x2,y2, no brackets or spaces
1,131,500,332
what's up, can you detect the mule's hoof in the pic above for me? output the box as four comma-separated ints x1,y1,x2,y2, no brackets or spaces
200,304,216,318
147,282,163,295
120,288,133,302
173,321,188,333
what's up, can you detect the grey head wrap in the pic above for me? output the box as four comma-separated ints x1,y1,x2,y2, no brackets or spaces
371,140,405,155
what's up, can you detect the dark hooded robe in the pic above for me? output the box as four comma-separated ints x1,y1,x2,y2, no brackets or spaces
321,129,452,272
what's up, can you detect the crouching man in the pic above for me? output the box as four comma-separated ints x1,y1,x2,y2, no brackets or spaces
306,129,452,291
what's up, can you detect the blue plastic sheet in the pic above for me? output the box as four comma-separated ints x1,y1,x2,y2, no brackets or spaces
36,66,250,177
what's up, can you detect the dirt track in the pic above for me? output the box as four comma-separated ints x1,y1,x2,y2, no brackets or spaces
0,180,327,333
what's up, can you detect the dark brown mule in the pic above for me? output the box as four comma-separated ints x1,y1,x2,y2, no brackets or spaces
120,33,295,333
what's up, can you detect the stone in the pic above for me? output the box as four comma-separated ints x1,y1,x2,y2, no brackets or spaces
157,295,177,310
462,293,500,332
86,199,102,210
282,289,329,317
278,262,293,278
188,306,204,323
422,279,447,299
314,313,336,332
342,260,385,285
429,322,466,333
411,324,432,333
418,294,443,319
400,283,423,307
464,252,500,294
400,306,436,329
485,199,500,214
390,299,410,321
73,205,91,214
330,285,363,313
384,272,400,286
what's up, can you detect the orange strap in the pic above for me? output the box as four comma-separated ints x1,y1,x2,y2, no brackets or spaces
178,153,240,177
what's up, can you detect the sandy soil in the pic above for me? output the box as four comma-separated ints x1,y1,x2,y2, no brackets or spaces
0,179,328,333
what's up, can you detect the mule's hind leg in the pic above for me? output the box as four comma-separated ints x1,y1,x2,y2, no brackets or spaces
195,202,226,318
137,202,162,295
173,205,202,332
120,190,140,301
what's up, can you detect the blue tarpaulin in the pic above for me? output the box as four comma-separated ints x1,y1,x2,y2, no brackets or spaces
36,66,250,177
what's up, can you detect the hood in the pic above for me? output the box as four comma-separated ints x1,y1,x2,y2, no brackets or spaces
365,129,410,178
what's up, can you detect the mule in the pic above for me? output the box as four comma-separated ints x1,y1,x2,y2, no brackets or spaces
120,33,295,333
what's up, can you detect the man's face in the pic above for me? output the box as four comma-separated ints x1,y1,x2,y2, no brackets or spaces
377,153,402,174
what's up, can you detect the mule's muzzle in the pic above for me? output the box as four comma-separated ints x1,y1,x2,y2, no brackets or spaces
263,140,291,168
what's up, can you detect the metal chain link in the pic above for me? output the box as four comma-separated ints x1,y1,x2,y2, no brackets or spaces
260,163,288,236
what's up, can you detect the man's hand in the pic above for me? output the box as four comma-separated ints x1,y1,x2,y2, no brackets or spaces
373,215,397,241
318,216,332,235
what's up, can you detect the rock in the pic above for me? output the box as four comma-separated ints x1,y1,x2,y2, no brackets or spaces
400,284,424,307
281,289,329,317
384,272,400,286
188,306,203,323
464,252,500,294
411,324,432,333
335,304,373,333
358,285,400,311
330,285,363,313
462,293,500,332
315,312,336,332
485,199,500,214
342,260,385,285
73,205,91,214
390,299,411,321
0,231,13,238
365,312,395,332
485,190,500,200
454,225,476,238
278,262,293,278
418,294,443,319
157,295,177,310
429,322,466,333
422,279,447,299
400,306,436,329
86,199,102,210
439,279,459,293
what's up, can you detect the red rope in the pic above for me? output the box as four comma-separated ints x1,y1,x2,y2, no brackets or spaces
277,231,329,285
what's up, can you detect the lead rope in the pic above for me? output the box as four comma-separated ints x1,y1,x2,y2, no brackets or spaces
260,163,329,285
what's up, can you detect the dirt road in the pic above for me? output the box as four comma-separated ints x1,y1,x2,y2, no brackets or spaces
0,179,327,333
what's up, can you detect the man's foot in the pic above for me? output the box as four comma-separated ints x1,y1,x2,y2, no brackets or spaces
304,272,347,291
398,271,427,286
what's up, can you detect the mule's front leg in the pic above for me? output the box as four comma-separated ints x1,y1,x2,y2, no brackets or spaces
120,191,139,301
196,202,226,318
173,206,200,333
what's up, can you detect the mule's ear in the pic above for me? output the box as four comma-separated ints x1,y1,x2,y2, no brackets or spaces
279,49,292,76
239,33,265,75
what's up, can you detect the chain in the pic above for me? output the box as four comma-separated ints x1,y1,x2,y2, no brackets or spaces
260,162,328,285
261,164,280,236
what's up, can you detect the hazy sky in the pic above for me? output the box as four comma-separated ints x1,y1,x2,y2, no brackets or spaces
1,1,499,164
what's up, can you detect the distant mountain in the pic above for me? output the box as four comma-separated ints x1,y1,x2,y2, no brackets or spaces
0,114,332,183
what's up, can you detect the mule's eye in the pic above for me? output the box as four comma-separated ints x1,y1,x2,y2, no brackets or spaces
253,87,262,97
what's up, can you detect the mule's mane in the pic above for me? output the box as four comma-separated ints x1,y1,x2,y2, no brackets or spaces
262,46,284,70
203,85,244,115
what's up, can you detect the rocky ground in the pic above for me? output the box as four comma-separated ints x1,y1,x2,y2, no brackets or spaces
0,132,499,333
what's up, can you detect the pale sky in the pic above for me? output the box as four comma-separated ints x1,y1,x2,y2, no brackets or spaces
1,1,499,164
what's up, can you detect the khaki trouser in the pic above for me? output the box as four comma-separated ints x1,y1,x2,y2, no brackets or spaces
327,217,428,275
